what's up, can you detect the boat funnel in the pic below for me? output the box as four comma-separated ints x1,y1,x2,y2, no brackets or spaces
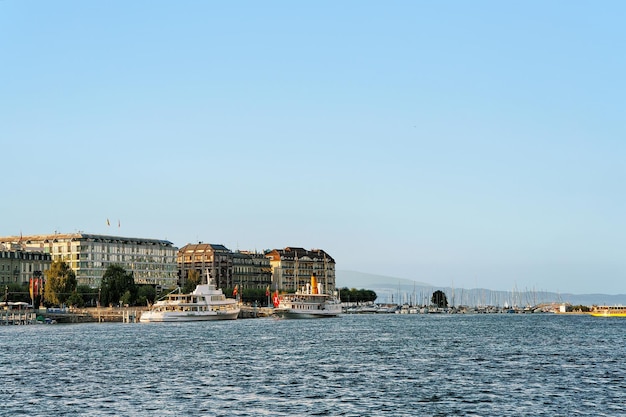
311,274,318,294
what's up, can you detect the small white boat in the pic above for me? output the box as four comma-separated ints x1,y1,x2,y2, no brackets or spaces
274,274,342,319
139,283,240,322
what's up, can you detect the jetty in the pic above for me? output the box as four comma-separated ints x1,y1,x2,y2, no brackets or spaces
43,307,147,323
1,312,36,325
1,303,37,325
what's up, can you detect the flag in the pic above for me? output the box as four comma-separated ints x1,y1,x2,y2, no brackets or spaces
273,290,280,308
106,218,110,226
29,278,34,299
265,285,270,297
233,284,238,296
33,278,39,298
118,219,120,228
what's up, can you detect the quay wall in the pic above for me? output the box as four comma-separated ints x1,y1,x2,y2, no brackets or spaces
239,305,274,318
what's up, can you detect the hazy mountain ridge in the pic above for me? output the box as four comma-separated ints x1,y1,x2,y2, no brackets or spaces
336,270,431,288
336,270,626,306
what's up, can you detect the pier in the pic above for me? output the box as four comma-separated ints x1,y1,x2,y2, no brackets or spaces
1,309,37,325
1,302,38,325
44,307,147,323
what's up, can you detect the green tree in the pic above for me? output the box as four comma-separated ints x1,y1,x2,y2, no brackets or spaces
239,288,267,305
44,260,77,306
136,285,156,306
183,269,201,293
100,265,137,306
431,290,448,308
338,287,377,303
76,285,98,307
3,283,30,303
66,290,84,308
120,290,133,306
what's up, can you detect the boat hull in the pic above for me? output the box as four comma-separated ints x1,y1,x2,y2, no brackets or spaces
273,309,340,319
139,309,240,322
589,312,626,317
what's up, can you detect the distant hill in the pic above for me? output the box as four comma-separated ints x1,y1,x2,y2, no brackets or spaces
336,270,436,305
336,270,431,289
336,270,626,306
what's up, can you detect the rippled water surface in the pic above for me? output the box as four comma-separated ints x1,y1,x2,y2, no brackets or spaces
2,314,625,416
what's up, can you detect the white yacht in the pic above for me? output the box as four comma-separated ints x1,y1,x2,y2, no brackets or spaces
274,274,342,319
139,283,240,322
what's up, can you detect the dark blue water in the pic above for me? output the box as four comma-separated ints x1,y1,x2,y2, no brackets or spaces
1,314,625,416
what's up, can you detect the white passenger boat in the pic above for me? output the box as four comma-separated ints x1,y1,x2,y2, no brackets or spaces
139,283,240,322
274,274,342,319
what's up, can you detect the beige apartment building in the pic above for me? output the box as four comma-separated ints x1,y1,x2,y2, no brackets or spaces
177,244,297,293
0,243,52,286
0,233,178,288
177,243,234,290
233,250,272,290
178,245,336,293
177,244,273,291
265,247,336,293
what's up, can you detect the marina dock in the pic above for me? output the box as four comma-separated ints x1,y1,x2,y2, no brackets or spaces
45,307,147,323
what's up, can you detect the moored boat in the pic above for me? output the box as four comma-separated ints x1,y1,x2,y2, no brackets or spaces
273,274,342,319
589,305,626,317
139,283,240,322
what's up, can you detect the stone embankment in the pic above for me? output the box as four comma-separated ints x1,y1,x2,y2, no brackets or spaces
239,305,274,318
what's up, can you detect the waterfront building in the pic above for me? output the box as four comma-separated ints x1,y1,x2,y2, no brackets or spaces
0,234,178,288
0,243,51,286
177,243,234,290
233,250,272,290
264,247,336,293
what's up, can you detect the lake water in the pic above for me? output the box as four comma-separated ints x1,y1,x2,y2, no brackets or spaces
1,314,625,416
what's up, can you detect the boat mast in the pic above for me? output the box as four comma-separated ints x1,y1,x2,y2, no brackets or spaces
323,252,328,295
294,252,299,292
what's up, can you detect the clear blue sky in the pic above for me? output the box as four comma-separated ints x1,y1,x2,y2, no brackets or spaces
2,1,624,294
